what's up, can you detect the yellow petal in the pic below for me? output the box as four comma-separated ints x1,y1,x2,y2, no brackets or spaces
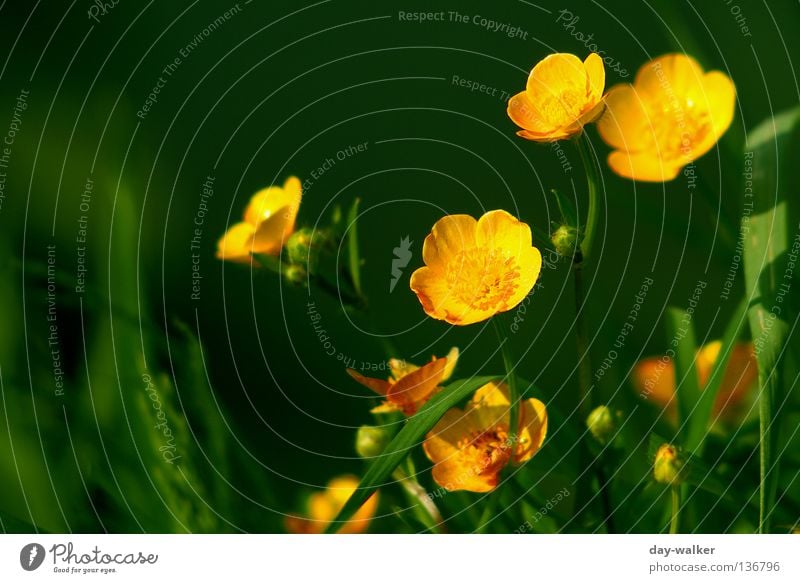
422,214,478,269
634,53,705,101
469,381,511,409
607,150,683,182
409,265,454,321
507,91,557,134
248,206,295,256
441,347,460,381
216,222,256,262
388,358,419,381
515,398,548,463
597,84,652,152
584,53,605,103
686,71,736,160
431,457,498,493
475,209,531,250
526,53,587,102
423,408,476,463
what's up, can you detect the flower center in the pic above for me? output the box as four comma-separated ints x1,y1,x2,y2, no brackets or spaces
537,88,588,127
457,427,513,476
649,97,713,163
446,248,521,312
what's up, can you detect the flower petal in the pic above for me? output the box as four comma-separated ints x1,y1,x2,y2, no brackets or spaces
346,369,391,396
607,150,683,182
216,222,256,262
597,84,651,152
686,71,736,160
526,53,588,102
422,214,478,268
441,347,460,381
514,398,548,463
387,357,447,414
249,206,296,256
584,52,605,104
634,53,705,101
507,91,557,134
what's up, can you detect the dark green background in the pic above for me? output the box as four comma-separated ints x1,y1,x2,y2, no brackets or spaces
0,0,798,532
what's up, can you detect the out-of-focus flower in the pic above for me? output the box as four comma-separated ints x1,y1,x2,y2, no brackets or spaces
217,176,302,262
632,341,757,423
423,381,547,493
347,348,459,416
507,53,605,142
653,443,686,485
285,475,378,534
410,210,542,326
597,54,735,182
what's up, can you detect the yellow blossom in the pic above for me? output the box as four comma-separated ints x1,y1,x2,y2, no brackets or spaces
216,176,302,262
632,341,756,423
597,54,735,181
347,348,459,416
653,444,685,485
507,52,606,142
423,381,547,493
284,475,378,534
409,210,542,326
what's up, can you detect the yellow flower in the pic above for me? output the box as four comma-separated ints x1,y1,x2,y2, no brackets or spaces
597,54,735,181
216,176,302,262
285,475,378,534
409,210,542,326
423,381,547,493
347,348,459,416
507,53,606,142
632,341,757,423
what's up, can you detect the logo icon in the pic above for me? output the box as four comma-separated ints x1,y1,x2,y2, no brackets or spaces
389,236,413,293
20,543,46,571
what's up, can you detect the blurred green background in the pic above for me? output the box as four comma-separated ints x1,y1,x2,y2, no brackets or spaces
0,0,798,533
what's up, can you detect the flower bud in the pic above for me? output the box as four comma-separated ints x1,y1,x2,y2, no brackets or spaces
551,224,579,257
285,228,314,265
653,443,686,485
586,405,616,445
355,425,390,458
282,263,307,286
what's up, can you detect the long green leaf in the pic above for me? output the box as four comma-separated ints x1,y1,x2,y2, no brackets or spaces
346,197,362,296
686,296,748,454
743,106,800,533
665,307,699,444
325,375,495,533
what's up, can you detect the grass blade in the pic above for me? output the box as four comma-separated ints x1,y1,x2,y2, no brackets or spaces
325,375,496,533
742,106,800,533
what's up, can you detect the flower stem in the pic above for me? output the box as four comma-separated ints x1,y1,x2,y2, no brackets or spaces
670,485,681,534
492,317,519,446
575,132,600,260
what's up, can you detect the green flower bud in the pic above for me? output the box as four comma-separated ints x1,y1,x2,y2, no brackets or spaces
551,224,579,257
586,405,616,445
355,425,390,458
282,263,307,286
653,443,686,485
285,228,314,265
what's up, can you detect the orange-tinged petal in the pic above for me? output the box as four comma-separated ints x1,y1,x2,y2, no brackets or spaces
346,369,391,396
516,128,573,142
584,52,605,103
421,214,478,269
607,150,683,182
597,84,652,152
507,91,557,134
216,222,256,262
386,357,447,414
431,457,499,493
515,398,548,463
286,475,378,534
409,265,454,321
423,408,478,463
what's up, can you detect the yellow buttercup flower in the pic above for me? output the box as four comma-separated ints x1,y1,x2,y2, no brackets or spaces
423,381,547,493
347,348,459,416
597,54,735,181
507,52,606,142
284,475,378,534
632,341,757,423
216,176,302,262
409,210,542,326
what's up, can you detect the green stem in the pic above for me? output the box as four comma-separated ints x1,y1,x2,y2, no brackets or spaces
670,485,681,534
575,132,600,260
759,381,774,533
392,466,444,533
492,317,519,445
